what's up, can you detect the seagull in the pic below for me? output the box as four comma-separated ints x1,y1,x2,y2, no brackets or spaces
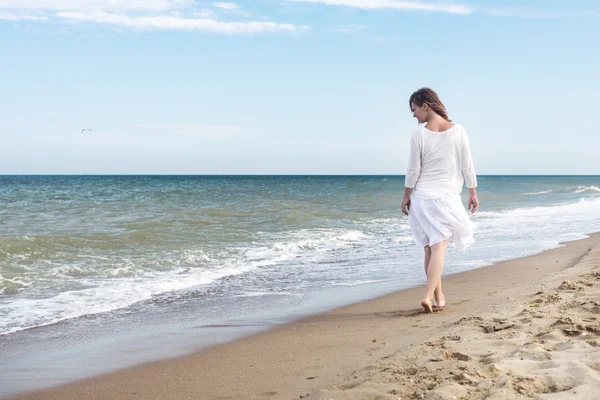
81,128,92,133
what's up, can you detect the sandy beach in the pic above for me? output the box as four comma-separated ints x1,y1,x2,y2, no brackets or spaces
12,233,600,400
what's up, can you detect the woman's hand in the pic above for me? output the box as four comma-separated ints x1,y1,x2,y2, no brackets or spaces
468,188,479,214
402,196,411,215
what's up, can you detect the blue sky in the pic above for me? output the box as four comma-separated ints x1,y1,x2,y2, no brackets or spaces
1,0,599,174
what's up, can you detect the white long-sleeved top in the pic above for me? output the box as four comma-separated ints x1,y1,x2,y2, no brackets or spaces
405,124,477,199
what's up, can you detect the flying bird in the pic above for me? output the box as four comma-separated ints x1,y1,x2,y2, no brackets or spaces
81,128,92,133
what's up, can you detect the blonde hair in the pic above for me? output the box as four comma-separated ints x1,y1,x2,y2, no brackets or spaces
409,87,451,121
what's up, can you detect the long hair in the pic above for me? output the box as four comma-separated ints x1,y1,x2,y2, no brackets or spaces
409,88,451,122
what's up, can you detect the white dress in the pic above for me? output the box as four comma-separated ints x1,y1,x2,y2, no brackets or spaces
405,124,476,250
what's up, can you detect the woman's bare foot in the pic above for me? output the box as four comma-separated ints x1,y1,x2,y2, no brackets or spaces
434,296,446,310
421,298,433,313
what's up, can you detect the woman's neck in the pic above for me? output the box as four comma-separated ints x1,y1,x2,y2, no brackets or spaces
424,115,453,132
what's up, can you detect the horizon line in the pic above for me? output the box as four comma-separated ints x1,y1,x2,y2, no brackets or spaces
1,174,599,177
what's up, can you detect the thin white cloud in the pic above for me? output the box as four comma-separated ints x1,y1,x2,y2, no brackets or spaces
132,123,239,138
0,11,16,20
289,0,600,18
194,9,217,19
289,0,472,15
479,7,600,18
0,0,193,11
0,11,47,20
214,2,239,10
335,24,368,33
57,11,308,34
22,15,47,20
169,9,217,19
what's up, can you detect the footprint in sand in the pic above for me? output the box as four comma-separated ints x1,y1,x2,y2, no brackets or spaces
581,301,600,314
444,350,470,361
587,339,600,347
255,391,278,398
376,309,423,318
586,361,600,372
508,344,552,361
534,360,559,370
559,280,584,292
589,271,600,279
511,375,576,396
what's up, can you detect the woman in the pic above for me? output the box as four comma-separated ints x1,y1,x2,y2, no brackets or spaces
401,88,479,313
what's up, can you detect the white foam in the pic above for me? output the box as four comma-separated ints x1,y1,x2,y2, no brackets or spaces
243,229,369,268
393,235,415,244
0,258,262,335
475,197,600,222
460,197,600,270
570,185,600,193
0,229,373,335
233,291,297,297
523,190,552,195
0,247,253,335
331,279,388,287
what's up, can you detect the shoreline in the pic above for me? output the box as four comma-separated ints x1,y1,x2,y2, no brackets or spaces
12,232,600,399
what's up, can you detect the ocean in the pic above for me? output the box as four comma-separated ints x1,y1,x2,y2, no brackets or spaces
1,175,600,395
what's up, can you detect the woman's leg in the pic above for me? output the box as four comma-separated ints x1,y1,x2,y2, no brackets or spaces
423,245,431,275
423,246,446,309
421,240,448,313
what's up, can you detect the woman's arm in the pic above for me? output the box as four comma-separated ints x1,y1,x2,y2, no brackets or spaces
461,130,479,213
402,187,413,215
405,131,421,189
403,131,420,215
468,187,479,214
461,129,477,189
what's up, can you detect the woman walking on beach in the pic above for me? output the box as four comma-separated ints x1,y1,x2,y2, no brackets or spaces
402,88,479,313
